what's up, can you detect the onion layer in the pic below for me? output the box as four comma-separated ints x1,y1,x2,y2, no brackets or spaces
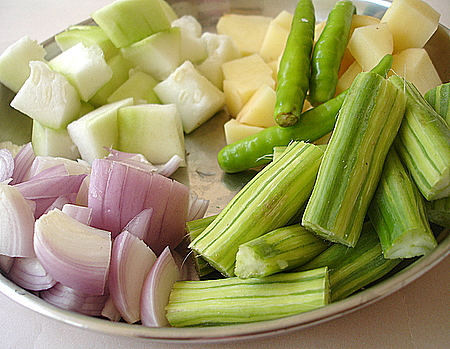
34,208,111,295
109,230,157,323
0,182,35,257
0,148,14,182
8,257,56,291
40,282,109,317
141,246,181,327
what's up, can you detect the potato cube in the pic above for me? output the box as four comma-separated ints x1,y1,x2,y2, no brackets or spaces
336,61,362,95
236,84,277,128
259,11,293,62
221,54,275,116
217,14,272,56
381,0,440,52
389,48,442,95
347,22,393,71
224,118,264,145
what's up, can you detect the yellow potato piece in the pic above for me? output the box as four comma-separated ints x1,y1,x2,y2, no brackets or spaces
347,22,393,71
236,84,277,128
389,48,442,95
259,10,293,62
223,118,264,145
217,14,272,56
381,0,440,53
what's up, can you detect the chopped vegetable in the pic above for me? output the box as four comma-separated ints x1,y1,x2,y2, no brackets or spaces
165,267,329,327
302,71,406,247
48,43,113,102
153,60,226,134
274,0,315,127
8,257,56,291
10,61,81,130
34,208,112,296
425,197,450,229
0,182,38,257
54,25,119,60
140,246,181,327
90,0,173,48
190,141,324,277
308,0,356,106
0,36,47,93
368,148,438,259
185,215,217,277
41,282,109,317
424,82,450,125
234,224,329,278
297,221,402,302
109,230,157,323
120,27,182,81
389,75,450,200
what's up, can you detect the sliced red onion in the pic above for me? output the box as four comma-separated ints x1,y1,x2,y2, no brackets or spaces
101,295,122,322
43,194,77,216
187,193,209,221
75,174,90,206
14,166,86,200
105,148,183,177
28,155,91,178
116,166,153,235
154,154,184,177
0,148,14,182
109,230,157,324
8,257,56,291
0,183,35,257
101,160,130,235
140,246,181,327
62,204,93,225
105,148,158,172
34,208,111,295
14,165,87,218
88,159,190,248
10,142,35,185
40,282,109,317
122,208,153,241
0,254,15,273
148,180,190,255
28,163,68,179
172,249,200,281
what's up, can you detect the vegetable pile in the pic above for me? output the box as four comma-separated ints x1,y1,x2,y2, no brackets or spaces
0,0,449,329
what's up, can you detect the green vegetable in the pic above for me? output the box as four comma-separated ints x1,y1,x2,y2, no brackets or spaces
274,0,315,127
308,0,356,106
54,25,119,60
424,82,450,124
165,267,329,327
234,224,329,278
297,221,402,302
90,0,172,48
425,197,450,229
217,54,393,173
190,141,325,277
368,148,437,259
302,71,406,247
185,215,217,277
389,76,450,201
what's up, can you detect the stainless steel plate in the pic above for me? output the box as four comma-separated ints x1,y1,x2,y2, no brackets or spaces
0,0,449,343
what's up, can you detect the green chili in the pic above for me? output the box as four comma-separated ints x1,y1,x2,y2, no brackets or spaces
218,54,393,173
274,0,315,127
308,0,356,106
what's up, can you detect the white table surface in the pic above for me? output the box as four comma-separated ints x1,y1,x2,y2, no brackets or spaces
0,1,449,348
